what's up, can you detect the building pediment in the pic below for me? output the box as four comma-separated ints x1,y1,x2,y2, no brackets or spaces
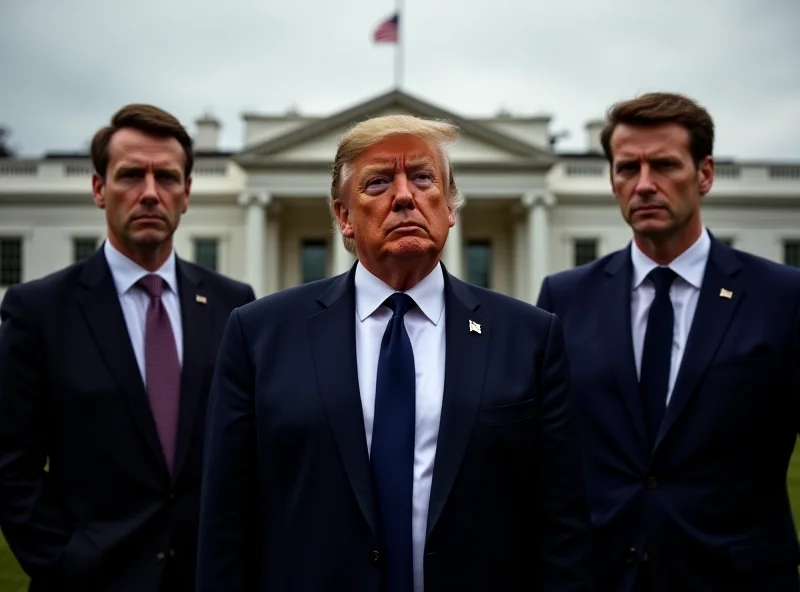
234,90,556,169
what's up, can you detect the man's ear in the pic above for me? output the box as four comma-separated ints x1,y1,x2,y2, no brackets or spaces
698,156,714,197
333,199,355,238
182,176,192,214
333,200,354,239
91,173,106,209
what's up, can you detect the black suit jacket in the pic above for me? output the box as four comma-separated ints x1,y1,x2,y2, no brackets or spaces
196,263,591,591
537,238,800,592
0,247,255,591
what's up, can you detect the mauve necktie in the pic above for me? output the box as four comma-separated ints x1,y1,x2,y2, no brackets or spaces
138,274,181,474
640,266,677,449
371,292,416,592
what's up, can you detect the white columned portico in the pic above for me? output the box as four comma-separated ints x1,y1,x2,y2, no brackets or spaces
442,209,463,277
522,191,556,303
238,190,271,298
332,227,356,276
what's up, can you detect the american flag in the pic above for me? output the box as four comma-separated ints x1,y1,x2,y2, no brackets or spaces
373,13,399,43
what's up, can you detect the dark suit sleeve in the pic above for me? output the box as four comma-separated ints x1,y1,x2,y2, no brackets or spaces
536,276,554,312
197,309,258,591
793,301,800,438
0,286,74,577
243,284,256,305
535,312,592,591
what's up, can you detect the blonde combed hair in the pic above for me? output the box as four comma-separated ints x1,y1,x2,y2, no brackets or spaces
329,114,464,254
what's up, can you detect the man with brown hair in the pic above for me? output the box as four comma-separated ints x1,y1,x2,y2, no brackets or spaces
0,104,255,591
537,91,800,591
197,114,591,591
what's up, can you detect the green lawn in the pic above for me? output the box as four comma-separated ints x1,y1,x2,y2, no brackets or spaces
0,534,26,592
2,442,800,589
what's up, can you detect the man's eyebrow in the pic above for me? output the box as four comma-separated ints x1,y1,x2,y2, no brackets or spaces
114,163,182,176
359,163,395,177
406,158,437,170
359,158,438,176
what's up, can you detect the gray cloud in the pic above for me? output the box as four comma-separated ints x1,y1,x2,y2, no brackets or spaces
1,0,798,159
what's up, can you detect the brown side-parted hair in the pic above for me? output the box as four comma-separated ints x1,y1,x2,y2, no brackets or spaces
90,104,194,180
329,114,464,254
600,92,715,167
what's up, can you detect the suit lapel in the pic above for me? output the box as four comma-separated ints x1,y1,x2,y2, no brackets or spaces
171,260,210,480
601,249,648,447
76,250,169,477
655,241,744,449
309,268,378,540
426,272,489,540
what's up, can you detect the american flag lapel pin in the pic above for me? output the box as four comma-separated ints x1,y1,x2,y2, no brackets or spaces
719,288,733,299
469,319,481,334
196,294,207,304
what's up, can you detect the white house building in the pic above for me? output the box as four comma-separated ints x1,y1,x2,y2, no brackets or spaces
1,89,800,305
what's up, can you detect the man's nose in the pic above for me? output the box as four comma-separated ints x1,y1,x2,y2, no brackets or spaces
635,166,657,196
141,173,159,202
392,174,414,209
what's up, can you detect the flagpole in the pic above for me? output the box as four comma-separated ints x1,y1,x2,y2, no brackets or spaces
394,0,404,89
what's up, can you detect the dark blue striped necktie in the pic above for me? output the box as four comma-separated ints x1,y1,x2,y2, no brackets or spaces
371,292,416,592
640,266,677,448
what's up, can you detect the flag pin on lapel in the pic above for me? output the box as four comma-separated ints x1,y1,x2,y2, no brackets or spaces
469,319,481,334
719,288,733,299
196,294,207,304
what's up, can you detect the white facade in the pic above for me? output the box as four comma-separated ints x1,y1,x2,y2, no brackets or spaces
2,90,800,305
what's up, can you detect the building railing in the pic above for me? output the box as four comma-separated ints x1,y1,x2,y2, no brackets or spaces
550,160,800,199
0,159,233,178
0,158,244,197
558,161,800,181
2,157,799,198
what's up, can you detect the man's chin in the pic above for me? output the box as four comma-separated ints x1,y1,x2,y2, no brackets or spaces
385,237,437,259
129,230,170,249
631,218,676,238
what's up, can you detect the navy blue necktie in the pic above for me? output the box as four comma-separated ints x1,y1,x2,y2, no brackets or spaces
640,267,677,448
371,292,416,592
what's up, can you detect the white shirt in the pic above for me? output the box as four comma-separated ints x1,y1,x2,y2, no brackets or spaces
354,261,446,592
103,240,184,384
630,228,711,405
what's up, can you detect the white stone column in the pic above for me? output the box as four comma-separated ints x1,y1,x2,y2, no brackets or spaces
442,212,463,277
266,203,281,294
522,192,556,304
238,190,270,298
512,210,528,301
332,226,355,276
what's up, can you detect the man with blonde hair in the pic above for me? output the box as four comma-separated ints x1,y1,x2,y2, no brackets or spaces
197,114,592,591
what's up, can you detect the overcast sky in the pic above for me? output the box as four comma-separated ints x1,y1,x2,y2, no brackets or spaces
1,0,798,160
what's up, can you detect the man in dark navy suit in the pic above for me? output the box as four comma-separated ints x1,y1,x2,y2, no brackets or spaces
197,114,592,591
537,92,800,591
0,104,255,591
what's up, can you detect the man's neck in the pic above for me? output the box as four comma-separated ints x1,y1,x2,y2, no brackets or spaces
633,220,703,265
358,257,439,292
108,234,173,272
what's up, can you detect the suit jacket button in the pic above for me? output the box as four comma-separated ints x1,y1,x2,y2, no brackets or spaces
625,548,636,564
645,476,658,489
156,552,166,563
372,550,380,565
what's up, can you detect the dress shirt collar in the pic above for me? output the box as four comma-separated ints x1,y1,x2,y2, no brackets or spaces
631,226,711,290
103,239,179,297
355,260,445,325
